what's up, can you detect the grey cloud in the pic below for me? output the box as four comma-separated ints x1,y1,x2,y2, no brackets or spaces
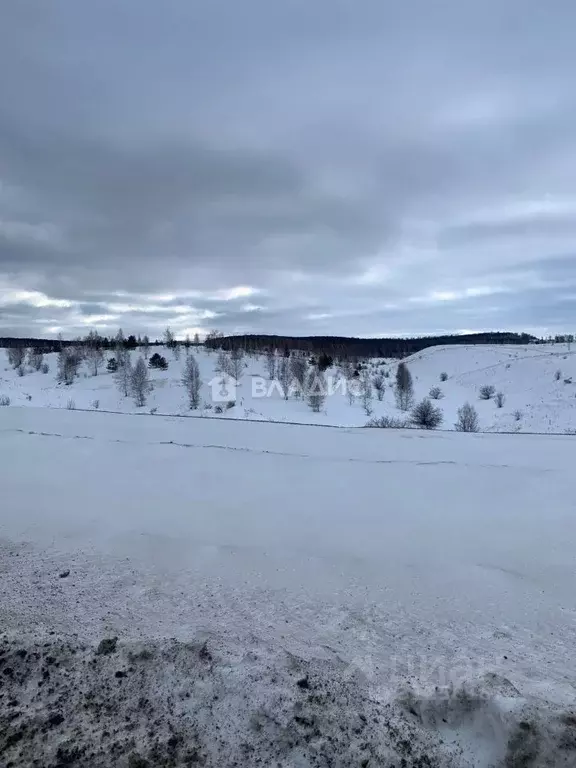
2,0,576,337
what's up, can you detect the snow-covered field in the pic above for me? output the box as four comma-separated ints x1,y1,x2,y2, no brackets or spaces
2,342,576,434
1,406,576,766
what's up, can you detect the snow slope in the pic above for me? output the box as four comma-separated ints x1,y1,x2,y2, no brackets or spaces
2,342,576,434
1,407,576,766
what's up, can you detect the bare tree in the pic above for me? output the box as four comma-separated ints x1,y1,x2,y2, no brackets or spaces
130,357,150,407
7,347,25,369
172,343,181,361
395,362,414,411
411,398,443,429
27,347,44,371
141,335,151,359
455,403,479,432
86,346,104,376
360,375,373,416
278,357,291,399
372,372,385,401
306,370,326,412
114,328,126,353
230,347,244,380
290,356,307,396
57,347,82,385
164,326,176,350
265,348,277,379
182,355,201,409
216,350,233,377
114,353,133,397
193,332,200,346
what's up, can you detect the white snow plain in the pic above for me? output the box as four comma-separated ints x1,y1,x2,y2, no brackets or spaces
1,406,576,766
2,342,576,433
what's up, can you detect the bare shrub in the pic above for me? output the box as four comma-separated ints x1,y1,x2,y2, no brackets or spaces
555,369,562,381
495,391,505,408
411,398,443,430
41,362,49,374
455,403,479,432
16,365,25,377
66,398,76,410
365,415,410,429
226,400,235,410
214,405,224,414
513,409,523,421
429,386,443,400
0,395,10,406
92,399,100,410
440,372,448,382
478,384,496,400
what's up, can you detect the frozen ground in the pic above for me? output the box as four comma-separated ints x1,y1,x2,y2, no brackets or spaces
1,407,576,766
2,342,576,433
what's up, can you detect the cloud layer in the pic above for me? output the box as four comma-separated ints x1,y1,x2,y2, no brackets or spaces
2,0,576,338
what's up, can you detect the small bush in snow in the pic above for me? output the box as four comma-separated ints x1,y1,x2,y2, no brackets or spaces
16,365,25,377
66,398,76,410
0,395,10,406
440,372,448,382
479,384,496,400
564,378,572,385
106,357,118,373
365,415,410,429
429,386,443,400
149,352,168,370
495,391,505,408
41,362,49,374
555,369,562,381
226,400,235,409
214,405,224,414
513,409,523,421
505,363,511,369
411,398,443,430
455,403,479,432
92,399,100,410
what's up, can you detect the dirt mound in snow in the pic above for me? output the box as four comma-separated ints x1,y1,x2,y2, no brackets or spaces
1,632,575,768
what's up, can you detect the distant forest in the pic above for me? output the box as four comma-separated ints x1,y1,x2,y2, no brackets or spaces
205,331,541,359
0,330,548,360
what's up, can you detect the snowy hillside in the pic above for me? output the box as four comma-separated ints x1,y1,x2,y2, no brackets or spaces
2,407,576,766
2,342,576,433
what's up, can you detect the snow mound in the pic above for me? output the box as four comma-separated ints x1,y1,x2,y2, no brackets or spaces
2,632,575,768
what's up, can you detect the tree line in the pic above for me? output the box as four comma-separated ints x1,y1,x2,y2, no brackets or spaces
204,331,538,359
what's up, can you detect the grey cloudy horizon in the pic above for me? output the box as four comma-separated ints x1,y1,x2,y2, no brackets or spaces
2,0,576,340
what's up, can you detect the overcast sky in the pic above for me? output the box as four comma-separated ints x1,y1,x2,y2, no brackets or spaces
2,1,576,340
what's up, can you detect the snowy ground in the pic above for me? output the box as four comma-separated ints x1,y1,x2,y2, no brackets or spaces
2,342,576,434
1,407,576,766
